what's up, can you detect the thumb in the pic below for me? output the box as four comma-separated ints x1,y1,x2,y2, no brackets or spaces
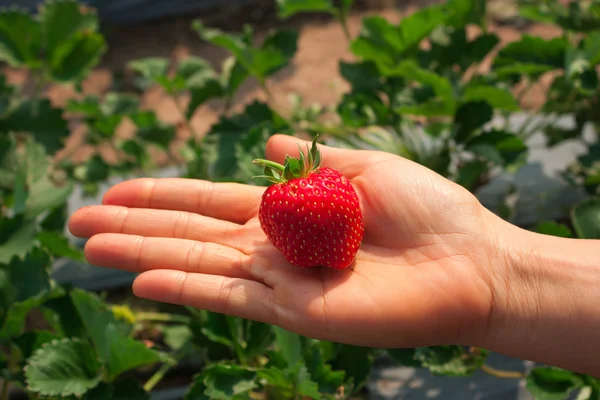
264,134,397,178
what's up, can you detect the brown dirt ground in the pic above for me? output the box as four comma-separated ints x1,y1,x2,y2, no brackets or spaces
2,0,565,165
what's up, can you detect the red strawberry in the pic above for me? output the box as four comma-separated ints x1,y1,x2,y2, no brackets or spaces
252,136,364,270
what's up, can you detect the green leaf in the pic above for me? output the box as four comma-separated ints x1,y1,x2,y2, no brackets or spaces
419,28,499,73
0,8,41,68
69,288,133,359
36,231,85,262
0,247,57,340
13,330,61,360
493,35,567,78
73,154,110,183
447,0,487,28
337,91,390,127
533,221,574,238
187,79,224,119
583,32,600,66
84,378,150,400
273,326,303,367
163,325,193,351
414,346,489,376
462,85,519,111
555,2,600,32
0,99,69,155
102,324,161,380
24,337,102,397
0,138,73,220
350,5,450,73
193,22,298,80
526,367,580,400
39,0,98,58
202,363,257,400
572,197,600,239
388,60,455,113
129,111,176,149
455,160,488,191
339,60,382,93
220,56,249,100
39,0,104,82
205,101,292,183
465,129,527,166
328,344,372,393
0,214,38,264
386,348,424,367
48,31,106,82
294,363,321,398
303,342,346,395
452,101,493,142
185,373,209,400
41,292,87,338
128,57,170,80
276,0,334,18
244,320,275,361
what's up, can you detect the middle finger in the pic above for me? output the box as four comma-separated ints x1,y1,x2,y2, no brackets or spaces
69,205,250,251
84,233,256,281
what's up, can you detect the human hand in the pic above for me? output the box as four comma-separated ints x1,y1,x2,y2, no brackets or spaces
68,134,503,349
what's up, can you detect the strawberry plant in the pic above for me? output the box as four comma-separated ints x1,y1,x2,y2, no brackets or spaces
0,0,599,399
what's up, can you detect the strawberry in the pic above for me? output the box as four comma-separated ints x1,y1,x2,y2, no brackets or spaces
252,136,364,270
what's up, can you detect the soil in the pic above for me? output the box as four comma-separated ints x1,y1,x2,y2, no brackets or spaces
2,0,565,165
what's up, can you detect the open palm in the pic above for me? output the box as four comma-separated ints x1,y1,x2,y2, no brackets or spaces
69,134,496,349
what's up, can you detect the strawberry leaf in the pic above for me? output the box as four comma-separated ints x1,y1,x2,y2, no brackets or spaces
452,101,493,142
0,214,38,264
36,231,85,262
193,22,298,82
455,160,488,191
0,247,58,341
0,99,69,156
526,367,582,400
462,85,519,111
533,221,575,238
350,6,449,73
0,8,42,68
102,324,161,380
492,35,567,78
24,337,102,397
414,346,489,376
572,197,600,239
193,363,258,400
39,0,105,82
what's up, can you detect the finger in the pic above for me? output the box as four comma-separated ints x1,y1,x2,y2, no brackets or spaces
84,233,255,280
102,178,264,224
265,134,398,178
69,205,246,251
132,270,276,325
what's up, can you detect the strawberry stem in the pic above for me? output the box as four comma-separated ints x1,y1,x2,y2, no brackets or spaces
252,135,322,184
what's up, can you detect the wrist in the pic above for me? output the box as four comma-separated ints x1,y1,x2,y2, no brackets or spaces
481,216,600,377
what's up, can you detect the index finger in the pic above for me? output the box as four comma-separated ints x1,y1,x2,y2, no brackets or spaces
102,178,265,224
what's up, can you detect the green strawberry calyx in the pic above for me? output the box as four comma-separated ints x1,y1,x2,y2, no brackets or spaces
252,135,322,184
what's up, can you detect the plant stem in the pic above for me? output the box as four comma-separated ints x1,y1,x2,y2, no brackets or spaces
171,92,200,140
339,15,351,43
0,378,9,400
480,364,526,379
135,311,191,324
143,361,174,392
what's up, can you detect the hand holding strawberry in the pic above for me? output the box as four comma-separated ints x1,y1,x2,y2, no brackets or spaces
68,134,508,350
252,136,364,270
